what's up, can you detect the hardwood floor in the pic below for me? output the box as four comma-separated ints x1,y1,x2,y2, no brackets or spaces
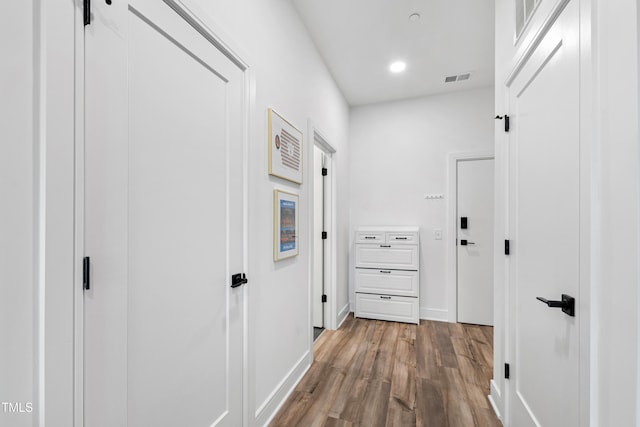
270,315,501,427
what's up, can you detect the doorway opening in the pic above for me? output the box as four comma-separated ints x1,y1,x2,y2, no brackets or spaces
309,124,336,343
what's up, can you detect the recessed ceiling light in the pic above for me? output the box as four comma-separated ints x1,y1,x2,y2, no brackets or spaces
390,61,406,73
409,13,421,22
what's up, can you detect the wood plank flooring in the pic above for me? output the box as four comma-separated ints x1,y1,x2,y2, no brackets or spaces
270,315,501,427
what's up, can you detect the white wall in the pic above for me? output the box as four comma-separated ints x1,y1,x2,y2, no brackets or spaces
348,87,494,321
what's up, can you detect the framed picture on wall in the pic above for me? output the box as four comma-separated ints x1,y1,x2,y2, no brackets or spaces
268,108,303,184
274,189,299,261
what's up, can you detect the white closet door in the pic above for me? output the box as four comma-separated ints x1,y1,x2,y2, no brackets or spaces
508,1,580,425
457,158,494,326
84,1,245,426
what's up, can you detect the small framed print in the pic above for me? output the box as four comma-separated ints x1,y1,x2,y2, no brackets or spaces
274,190,299,261
268,108,303,184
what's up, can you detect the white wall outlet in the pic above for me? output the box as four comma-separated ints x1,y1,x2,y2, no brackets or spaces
434,228,443,240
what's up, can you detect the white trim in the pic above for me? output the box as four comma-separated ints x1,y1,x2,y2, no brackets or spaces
162,0,252,71
34,0,77,425
577,1,593,425
446,151,494,324
505,0,571,86
489,379,503,421
337,303,350,328
253,350,312,426
419,308,449,322
73,0,86,425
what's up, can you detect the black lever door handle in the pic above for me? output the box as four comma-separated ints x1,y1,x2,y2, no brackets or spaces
231,273,248,288
460,240,475,246
536,294,575,317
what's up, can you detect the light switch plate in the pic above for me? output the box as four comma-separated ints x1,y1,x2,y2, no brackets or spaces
424,193,444,200
434,229,443,240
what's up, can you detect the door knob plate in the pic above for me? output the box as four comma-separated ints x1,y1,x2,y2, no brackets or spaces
536,294,575,317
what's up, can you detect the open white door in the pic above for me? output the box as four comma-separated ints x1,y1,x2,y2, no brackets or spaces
83,1,246,426
313,146,325,328
457,158,494,326
507,1,580,425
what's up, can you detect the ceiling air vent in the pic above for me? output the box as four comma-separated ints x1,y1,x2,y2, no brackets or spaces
445,72,472,83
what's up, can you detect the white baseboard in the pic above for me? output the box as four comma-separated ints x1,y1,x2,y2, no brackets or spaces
488,379,503,421
420,307,449,322
255,350,312,427
337,303,350,328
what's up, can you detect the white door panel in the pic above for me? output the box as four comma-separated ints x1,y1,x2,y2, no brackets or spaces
313,146,324,328
508,1,580,426
457,158,494,326
84,1,245,426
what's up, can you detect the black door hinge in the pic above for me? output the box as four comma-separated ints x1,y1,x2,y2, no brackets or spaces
321,167,327,176
84,0,91,25
505,363,510,379
495,114,510,132
505,239,510,255
322,231,327,240
321,294,327,303
83,257,91,290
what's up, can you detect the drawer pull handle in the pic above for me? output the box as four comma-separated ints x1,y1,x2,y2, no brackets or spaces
364,236,376,239
379,270,392,274
380,245,391,248
395,237,408,240
380,296,392,300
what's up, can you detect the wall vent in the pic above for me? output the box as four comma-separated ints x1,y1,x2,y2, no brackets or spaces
445,72,472,83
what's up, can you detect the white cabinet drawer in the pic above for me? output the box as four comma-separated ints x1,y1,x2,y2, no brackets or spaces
355,293,419,324
355,245,419,270
386,231,418,244
355,231,385,244
355,268,418,297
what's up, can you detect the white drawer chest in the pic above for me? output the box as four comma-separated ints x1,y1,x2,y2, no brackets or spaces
354,226,420,324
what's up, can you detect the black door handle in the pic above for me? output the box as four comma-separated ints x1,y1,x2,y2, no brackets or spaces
460,240,476,246
536,294,575,317
231,273,248,288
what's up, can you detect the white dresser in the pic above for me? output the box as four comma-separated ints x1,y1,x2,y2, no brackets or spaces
354,226,420,324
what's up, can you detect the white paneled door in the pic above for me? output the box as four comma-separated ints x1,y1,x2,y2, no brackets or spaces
83,1,246,426
457,158,494,326
508,1,580,426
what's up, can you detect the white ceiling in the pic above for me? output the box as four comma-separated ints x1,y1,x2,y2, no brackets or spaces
292,0,495,106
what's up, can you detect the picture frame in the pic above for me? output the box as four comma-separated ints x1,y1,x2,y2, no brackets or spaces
274,189,299,261
268,108,303,184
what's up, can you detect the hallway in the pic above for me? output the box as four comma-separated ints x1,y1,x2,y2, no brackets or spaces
270,316,500,427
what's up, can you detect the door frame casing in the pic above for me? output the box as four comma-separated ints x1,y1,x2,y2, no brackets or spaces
446,150,494,324
73,1,254,425
307,120,337,344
